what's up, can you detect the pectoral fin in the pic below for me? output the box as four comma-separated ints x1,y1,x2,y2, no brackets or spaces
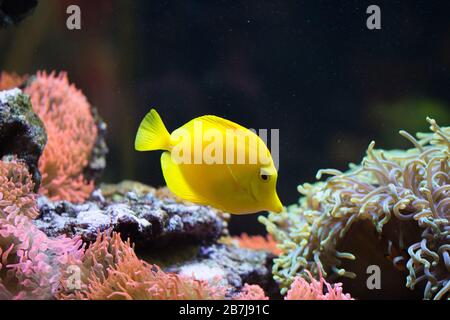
226,164,257,201
226,164,241,186
160,152,208,205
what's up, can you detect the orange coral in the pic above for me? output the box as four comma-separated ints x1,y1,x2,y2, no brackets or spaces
59,231,227,300
57,231,131,298
285,269,353,300
234,284,268,300
84,261,227,300
24,71,98,203
0,157,38,220
0,72,27,91
232,233,282,256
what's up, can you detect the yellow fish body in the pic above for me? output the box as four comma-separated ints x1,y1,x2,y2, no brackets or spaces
135,109,283,214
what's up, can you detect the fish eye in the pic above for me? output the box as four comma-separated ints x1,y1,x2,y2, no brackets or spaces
260,173,270,182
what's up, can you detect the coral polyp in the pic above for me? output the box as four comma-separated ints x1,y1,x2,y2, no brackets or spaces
234,284,269,300
58,231,228,300
24,71,98,203
260,118,449,300
0,157,83,300
285,269,353,300
0,157,38,220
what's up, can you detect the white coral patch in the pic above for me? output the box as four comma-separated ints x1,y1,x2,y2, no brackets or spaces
0,88,22,104
178,263,226,282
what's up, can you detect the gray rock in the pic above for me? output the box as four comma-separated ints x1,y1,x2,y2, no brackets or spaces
166,244,281,299
83,106,108,184
34,189,226,248
0,88,46,190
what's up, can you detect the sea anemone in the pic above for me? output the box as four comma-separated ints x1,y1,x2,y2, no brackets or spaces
0,215,83,300
0,156,38,220
83,260,227,300
58,231,227,300
260,118,449,299
285,269,353,300
234,284,269,300
24,71,98,203
0,151,83,300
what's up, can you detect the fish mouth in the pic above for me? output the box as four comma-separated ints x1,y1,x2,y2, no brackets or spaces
248,181,282,213
271,204,283,213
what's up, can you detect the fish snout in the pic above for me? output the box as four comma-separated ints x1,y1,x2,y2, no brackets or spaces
269,193,283,213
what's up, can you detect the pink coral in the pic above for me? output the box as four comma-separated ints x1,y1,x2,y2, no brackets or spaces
0,157,38,220
58,231,227,300
285,269,353,300
24,71,98,203
234,284,269,300
0,216,83,300
0,157,84,299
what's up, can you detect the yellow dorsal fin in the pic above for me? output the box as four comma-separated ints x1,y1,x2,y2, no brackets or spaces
198,115,247,132
135,109,172,151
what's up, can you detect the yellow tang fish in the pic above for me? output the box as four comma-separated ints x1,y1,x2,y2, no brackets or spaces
135,109,283,214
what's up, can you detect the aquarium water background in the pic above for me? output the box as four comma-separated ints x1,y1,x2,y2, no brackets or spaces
1,0,449,237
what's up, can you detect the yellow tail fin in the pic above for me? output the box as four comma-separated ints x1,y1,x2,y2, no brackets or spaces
135,109,171,151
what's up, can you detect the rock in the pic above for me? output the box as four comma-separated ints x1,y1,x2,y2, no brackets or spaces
101,180,156,202
166,244,281,299
34,187,226,248
0,88,46,191
83,106,108,183
101,181,231,228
